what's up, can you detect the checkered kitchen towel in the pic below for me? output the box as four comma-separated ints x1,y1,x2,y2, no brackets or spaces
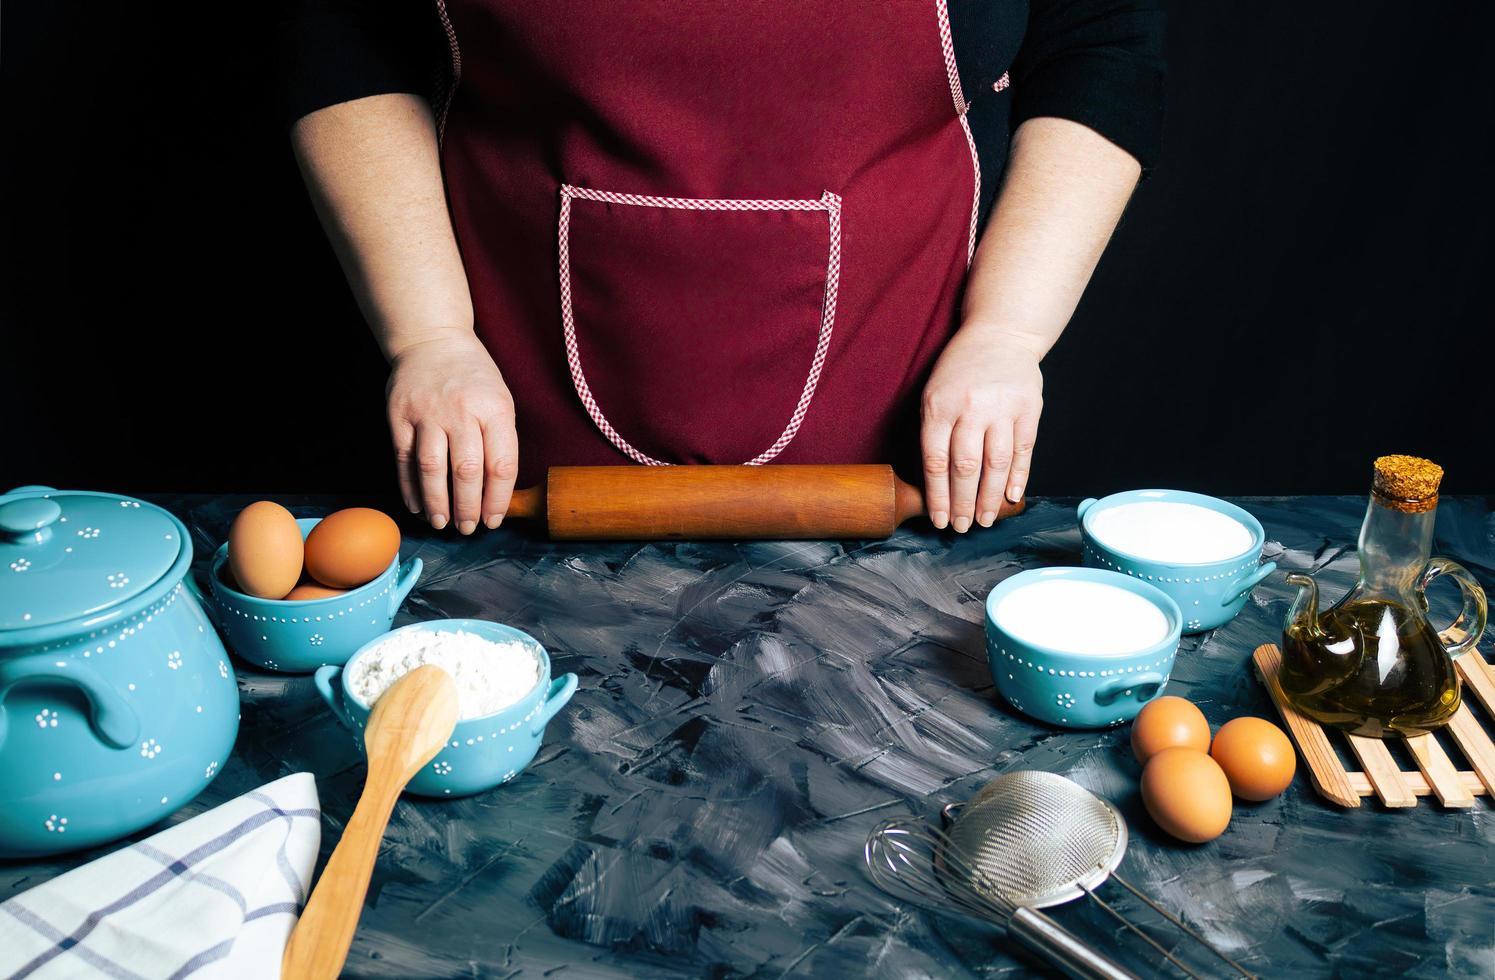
0,773,320,979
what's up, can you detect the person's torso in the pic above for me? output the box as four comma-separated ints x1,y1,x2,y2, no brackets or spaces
436,0,1016,481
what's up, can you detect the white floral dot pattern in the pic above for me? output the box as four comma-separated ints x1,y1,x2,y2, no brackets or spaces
35,709,59,729
205,761,218,778
119,500,141,508
107,573,130,589
308,634,324,647
77,527,101,538
167,650,183,670
10,558,30,572
1055,692,1076,709
432,761,452,775
45,815,68,833
140,739,161,759
218,661,229,679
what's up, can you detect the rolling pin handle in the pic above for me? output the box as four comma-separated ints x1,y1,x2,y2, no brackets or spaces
893,476,926,526
505,481,545,521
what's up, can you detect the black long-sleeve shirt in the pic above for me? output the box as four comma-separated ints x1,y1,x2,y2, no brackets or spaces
276,0,1165,222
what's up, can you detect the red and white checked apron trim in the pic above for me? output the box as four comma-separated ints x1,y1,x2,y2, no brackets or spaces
935,0,981,267
431,0,462,145
557,184,843,466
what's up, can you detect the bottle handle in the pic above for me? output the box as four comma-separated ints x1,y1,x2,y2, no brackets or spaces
1417,557,1488,658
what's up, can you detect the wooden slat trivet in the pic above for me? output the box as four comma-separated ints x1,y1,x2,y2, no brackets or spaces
1457,649,1495,716
1344,732,1416,807
1404,732,1474,807
1253,643,1494,809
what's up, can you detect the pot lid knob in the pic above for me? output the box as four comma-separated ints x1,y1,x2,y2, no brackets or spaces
0,496,63,544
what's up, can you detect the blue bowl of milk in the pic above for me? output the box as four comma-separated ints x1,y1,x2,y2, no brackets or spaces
1078,490,1276,634
985,567,1182,728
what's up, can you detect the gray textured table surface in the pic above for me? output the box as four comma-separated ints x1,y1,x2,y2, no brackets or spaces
5,494,1493,978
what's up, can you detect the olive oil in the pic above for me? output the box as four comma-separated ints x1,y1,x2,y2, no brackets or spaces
1281,598,1459,737
1280,456,1485,740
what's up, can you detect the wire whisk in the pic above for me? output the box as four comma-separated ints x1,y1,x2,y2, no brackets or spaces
865,771,1256,980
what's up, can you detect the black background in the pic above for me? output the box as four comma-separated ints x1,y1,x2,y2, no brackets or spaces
3,2,1491,500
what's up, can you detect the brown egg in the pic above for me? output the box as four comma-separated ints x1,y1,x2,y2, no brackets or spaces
283,581,348,601
1131,695,1212,763
227,501,303,600
1141,747,1233,843
1210,717,1296,801
304,507,401,589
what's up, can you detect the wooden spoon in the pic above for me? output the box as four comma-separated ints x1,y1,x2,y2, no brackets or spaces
281,665,459,980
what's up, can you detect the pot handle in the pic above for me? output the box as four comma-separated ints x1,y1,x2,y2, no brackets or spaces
1223,560,1278,606
1418,557,1488,658
0,655,141,753
1094,671,1166,706
1076,498,1099,522
531,673,578,737
314,665,355,731
388,557,423,619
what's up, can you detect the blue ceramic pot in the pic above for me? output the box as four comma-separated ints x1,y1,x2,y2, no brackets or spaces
207,518,421,673
986,567,1182,729
315,619,578,797
0,486,239,858
1078,490,1277,634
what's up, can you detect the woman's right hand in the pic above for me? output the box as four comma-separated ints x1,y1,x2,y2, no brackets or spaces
385,333,518,534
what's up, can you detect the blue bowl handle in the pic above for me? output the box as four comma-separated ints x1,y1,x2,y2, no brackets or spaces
1223,560,1278,606
1076,498,1099,522
532,673,578,737
388,557,423,619
314,665,355,731
1094,671,1166,706
0,654,141,753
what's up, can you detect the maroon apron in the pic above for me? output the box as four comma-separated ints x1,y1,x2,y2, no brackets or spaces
436,0,981,485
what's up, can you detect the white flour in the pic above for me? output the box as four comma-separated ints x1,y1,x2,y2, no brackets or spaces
349,629,540,720
995,579,1170,655
1089,501,1253,564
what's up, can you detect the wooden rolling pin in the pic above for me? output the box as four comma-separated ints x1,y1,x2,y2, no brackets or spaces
504,464,1024,540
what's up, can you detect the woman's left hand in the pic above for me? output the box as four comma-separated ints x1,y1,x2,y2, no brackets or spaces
920,328,1044,532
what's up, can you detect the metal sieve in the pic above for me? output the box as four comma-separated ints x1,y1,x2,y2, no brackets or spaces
939,769,1127,908
867,771,1255,980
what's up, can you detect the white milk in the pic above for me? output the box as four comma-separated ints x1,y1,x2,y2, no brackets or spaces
995,579,1169,655
1088,501,1253,564
349,629,540,720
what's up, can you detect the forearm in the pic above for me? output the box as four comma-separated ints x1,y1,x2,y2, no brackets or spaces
959,116,1142,358
290,93,474,362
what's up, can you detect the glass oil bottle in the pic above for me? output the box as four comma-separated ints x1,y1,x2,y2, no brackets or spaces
1279,456,1487,737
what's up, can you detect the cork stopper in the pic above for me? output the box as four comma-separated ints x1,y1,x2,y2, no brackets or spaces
1373,455,1442,513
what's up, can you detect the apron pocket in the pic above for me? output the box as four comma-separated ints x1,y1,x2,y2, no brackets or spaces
558,184,842,466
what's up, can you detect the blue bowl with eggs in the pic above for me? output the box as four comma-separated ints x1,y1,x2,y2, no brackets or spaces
1078,490,1276,634
207,518,421,673
314,619,578,797
986,567,1182,729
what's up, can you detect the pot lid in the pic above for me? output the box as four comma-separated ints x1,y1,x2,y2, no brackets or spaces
0,486,186,631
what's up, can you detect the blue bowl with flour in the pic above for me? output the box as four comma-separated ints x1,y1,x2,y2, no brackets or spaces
986,567,1182,729
1078,490,1276,634
315,619,577,797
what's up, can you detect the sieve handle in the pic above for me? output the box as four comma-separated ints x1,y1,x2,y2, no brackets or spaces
1008,906,1141,980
